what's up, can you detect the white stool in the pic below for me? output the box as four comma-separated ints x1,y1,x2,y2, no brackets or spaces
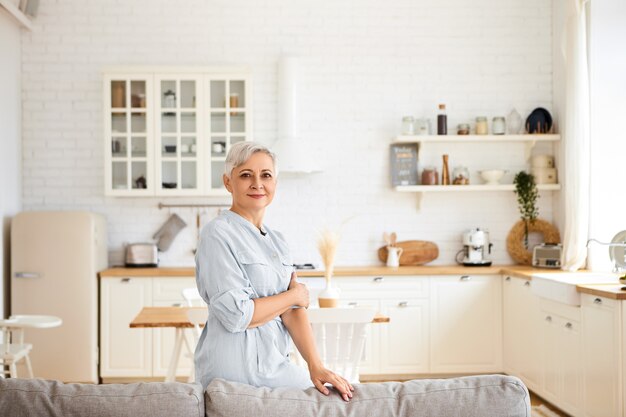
0,315,62,378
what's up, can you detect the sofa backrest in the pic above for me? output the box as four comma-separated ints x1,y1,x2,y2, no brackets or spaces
0,378,204,417
205,374,531,417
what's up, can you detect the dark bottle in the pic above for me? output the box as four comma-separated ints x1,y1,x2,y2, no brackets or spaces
437,104,447,135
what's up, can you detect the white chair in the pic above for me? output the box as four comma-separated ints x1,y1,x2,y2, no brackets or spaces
0,315,62,378
181,287,207,382
0,319,33,378
295,308,376,384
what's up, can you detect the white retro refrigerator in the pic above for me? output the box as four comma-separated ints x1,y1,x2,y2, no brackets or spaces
11,211,107,383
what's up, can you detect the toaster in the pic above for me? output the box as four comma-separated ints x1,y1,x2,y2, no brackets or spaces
125,243,158,267
532,243,562,268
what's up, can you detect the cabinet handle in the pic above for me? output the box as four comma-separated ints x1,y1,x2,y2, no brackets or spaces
524,281,530,287
565,322,573,329
172,303,182,307
121,278,131,283
398,301,408,307
14,272,40,279
460,275,471,281
348,302,358,307
505,276,511,281
545,316,552,322
373,277,384,283
594,298,602,305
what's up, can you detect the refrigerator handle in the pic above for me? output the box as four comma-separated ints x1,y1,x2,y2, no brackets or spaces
14,272,41,279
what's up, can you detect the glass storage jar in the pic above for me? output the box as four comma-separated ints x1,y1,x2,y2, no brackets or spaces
401,116,415,135
421,167,439,185
492,116,506,135
452,166,470,185
475,117,488,135
457,123,470,135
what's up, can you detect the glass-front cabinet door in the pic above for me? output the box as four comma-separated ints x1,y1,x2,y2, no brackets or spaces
204,76,251,193
104,75,154,196
104,68,251,197
154,75,203,195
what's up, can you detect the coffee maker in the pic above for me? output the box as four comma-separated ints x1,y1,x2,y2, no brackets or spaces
456,228,493,266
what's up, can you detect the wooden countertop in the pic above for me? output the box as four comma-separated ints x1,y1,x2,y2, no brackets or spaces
100,265,509,278
576,284,626,300
100,265,625,300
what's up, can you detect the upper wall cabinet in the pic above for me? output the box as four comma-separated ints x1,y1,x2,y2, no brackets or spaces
104,67,252,197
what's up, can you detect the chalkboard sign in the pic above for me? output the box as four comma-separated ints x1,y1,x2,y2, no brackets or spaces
390,143,419,186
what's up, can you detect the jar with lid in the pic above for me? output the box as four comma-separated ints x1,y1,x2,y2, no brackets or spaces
401,116,415,135
475,117,488,135
492,116,506,135
452,166,470,185
421,167,439,185
457,123,470,135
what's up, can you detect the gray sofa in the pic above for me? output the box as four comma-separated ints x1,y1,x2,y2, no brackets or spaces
0,374,530,417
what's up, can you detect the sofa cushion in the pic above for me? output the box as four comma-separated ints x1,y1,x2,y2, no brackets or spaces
0,378,204,417
205,374,530,417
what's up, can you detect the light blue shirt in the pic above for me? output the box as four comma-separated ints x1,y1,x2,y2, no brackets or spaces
194,210,312,390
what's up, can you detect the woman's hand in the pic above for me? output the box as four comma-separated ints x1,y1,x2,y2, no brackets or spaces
288,272,309,308
309,363,354,402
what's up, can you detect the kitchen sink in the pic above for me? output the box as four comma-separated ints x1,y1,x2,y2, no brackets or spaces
531,272,620,306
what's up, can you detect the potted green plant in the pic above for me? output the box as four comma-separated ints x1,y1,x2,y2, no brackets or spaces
513,171,539,249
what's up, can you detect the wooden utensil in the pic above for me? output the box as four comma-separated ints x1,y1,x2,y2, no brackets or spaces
383,232,391,246
390,232,397,247
378,240,439,266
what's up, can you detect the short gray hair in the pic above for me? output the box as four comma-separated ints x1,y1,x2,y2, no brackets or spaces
224,141,278,178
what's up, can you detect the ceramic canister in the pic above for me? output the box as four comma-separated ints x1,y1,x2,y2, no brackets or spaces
531,154,555,168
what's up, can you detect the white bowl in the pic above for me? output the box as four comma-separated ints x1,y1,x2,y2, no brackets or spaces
479,169,507,185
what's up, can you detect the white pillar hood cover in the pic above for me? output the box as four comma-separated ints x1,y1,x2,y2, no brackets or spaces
273,56,322,174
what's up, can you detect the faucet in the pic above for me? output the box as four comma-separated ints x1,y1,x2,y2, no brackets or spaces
586,237,626,273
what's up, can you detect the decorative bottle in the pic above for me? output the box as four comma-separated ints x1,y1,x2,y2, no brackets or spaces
442,154,450,185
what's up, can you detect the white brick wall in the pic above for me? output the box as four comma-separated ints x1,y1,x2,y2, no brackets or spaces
21,0,556,267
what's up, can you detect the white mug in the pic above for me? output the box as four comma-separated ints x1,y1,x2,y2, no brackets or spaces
180,144,190,154
386,246,404,267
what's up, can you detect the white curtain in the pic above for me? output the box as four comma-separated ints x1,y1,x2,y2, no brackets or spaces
562,0,591,271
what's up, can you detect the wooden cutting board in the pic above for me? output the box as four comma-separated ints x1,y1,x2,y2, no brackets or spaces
377,240,439,266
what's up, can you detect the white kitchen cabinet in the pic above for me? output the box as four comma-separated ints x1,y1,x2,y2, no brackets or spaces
540,298,582,417
430,275,502,373
379,298,429,374
332,275,429,376
104,67,252,197
100,277,153,378
581,294,622,417
502,275,543,392
100,276,201,380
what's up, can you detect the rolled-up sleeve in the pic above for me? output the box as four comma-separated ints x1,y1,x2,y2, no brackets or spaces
196,225,256,333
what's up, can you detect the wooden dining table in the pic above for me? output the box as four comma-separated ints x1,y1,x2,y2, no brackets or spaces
130,306,390,382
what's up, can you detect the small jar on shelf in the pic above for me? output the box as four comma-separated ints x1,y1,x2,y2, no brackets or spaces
401,116,415,135
457,123,470,135
475,117,488,135
492,117,506,135
421,167,439,185
452,166,470,185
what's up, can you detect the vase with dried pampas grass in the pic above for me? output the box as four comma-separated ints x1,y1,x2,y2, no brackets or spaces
317,228,341,308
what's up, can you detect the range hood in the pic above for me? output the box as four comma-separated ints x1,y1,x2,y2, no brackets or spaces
273,56,322,174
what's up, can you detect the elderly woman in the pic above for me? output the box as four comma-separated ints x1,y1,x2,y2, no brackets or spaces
194,142,353,401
